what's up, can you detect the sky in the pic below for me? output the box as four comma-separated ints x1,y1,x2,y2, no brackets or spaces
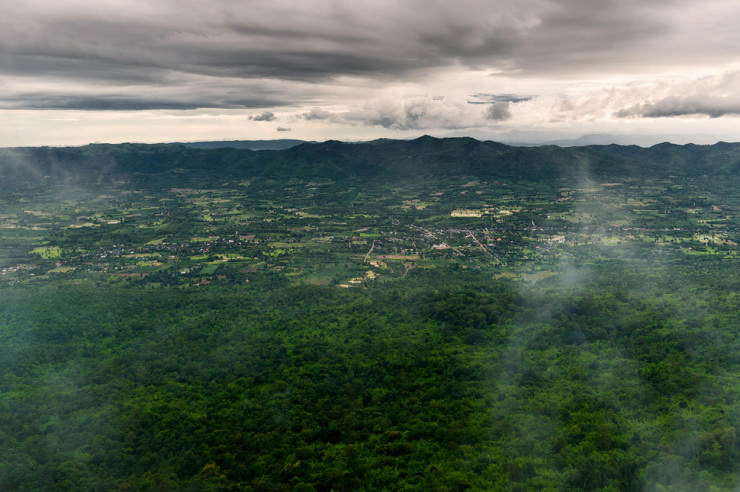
1,0,740,146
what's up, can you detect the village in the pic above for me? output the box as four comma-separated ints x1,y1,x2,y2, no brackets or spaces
2,171,735,288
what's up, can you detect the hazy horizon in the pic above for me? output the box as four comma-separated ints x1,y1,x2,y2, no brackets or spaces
2,132,738,150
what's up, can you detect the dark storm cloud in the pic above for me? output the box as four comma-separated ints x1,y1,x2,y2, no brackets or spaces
467,93,529,123
0,93,286,111
0,0,730,110
0,92,285,111
485,102,512,121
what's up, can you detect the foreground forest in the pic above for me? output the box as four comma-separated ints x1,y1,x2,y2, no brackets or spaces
2,137,740,490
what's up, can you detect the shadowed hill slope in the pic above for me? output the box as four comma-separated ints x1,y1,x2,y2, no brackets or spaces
2,136,740,190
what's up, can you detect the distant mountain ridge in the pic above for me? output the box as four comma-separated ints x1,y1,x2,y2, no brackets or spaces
175,139,310,150
3,135,740,189
521,133,676,147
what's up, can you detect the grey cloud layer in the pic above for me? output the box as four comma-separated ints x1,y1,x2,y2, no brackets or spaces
468,94,533,104
622,98,740,118
614,71,740,119
250,111,276,122
485,103,512,121
300,97,499,130
1,0,727,111
4,0,692,79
